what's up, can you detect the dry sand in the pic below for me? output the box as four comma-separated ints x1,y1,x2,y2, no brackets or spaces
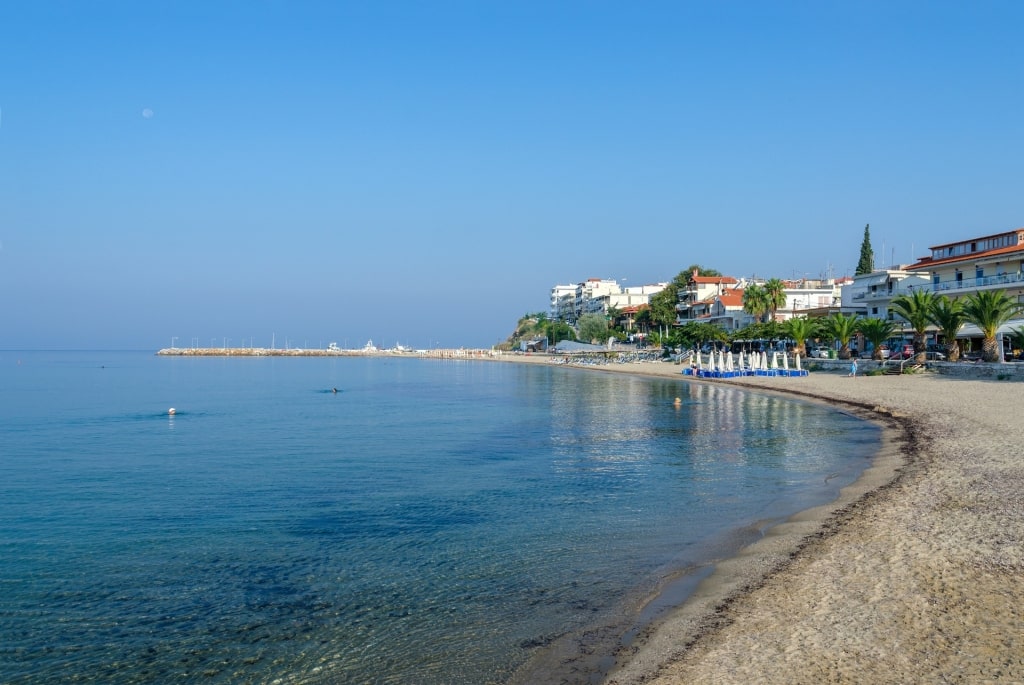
502,356,1024,684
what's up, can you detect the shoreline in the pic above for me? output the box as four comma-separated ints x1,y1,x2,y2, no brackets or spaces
497,356,1023,684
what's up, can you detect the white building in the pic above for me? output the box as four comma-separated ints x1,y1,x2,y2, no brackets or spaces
550,278,626,322
550,284,578,322
604,283,667,311
780,278,848,320
576,278,621,316
838,227,1024,356
841,269,931,320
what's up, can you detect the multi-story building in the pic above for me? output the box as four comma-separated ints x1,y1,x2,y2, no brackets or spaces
605,283,667,311
702,288,753,331
576,278,621,317
551,279,668,325
676,271,740,323
910,228,1024,299
842,227,1024,353
550,284,578,322
677,269,844,327
550,278,623,323
841,269,931,320
778,278,847,320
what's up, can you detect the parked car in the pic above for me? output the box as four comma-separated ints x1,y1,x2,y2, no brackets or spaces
808,348,830,358
925,351,947,361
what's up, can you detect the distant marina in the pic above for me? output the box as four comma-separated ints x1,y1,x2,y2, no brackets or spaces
156,341,499,358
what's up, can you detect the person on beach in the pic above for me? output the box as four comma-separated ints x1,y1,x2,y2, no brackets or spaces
850,358,858,377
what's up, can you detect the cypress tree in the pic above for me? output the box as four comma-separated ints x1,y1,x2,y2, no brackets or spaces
856,224,875,275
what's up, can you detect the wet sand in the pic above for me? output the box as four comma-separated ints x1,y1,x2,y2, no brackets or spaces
501,356,1024,684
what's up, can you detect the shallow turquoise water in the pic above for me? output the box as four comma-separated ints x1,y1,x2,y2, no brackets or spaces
0,351,879,684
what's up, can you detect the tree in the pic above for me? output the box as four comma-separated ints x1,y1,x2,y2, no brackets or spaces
606,306,623,331
734,321,785,348
961,290,1024,362
544,320,576,345
683,264,722,278
821,312,861,359
784,317,819,357
857,317,898,360
577,313,610,344
648,277,684,330
927,295,966,362
763,278,787,322
889,289,936,362
742,283,769,323
634,307,653,335
675,321,729,350
856,224,875,275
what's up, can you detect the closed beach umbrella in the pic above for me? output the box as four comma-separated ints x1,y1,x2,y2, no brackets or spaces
796,353,802,371
761,352,769,371
695,350,702,369
738,350,745,370
771,352,779,370
726,351,735,372
783,353,790,371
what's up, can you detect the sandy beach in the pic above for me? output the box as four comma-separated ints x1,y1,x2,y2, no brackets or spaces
502,355,1023,684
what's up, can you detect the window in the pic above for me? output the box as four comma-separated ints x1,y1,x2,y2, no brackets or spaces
976,267,984,280
871,307,879,315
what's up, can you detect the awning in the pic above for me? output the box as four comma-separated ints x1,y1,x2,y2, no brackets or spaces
857,274,891,287
956,319,1024,338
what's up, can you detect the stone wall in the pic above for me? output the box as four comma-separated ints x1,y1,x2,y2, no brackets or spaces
803,357,1024,380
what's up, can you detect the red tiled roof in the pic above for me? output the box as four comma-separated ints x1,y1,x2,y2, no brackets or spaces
927,229,1024,251
909,242,1024,270
690,276,738,284
717,291,745,307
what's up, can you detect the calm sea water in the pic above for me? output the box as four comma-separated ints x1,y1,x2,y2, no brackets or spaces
0,351,879,684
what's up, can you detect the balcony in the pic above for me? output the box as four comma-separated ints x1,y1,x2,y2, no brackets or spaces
852,290,895,301
927,271,1024,293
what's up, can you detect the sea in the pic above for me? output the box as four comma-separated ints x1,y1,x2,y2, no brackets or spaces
0,351,880,684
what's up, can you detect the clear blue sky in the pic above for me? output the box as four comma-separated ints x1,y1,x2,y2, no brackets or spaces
2,1,1021,350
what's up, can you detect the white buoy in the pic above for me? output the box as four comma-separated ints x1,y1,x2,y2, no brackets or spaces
168,408,176,415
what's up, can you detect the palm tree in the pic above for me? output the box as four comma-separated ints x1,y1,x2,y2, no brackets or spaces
961,290,1024,362
763,278,787,323
783,316,818,357
927,295,966,362
857,317,898,360
742,284,769,323
889,289,936,362
822,312,861,360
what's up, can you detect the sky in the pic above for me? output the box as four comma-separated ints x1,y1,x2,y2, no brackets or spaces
1,1,1022,350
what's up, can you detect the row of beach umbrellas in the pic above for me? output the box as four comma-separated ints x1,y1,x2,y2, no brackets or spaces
692,349,803,374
